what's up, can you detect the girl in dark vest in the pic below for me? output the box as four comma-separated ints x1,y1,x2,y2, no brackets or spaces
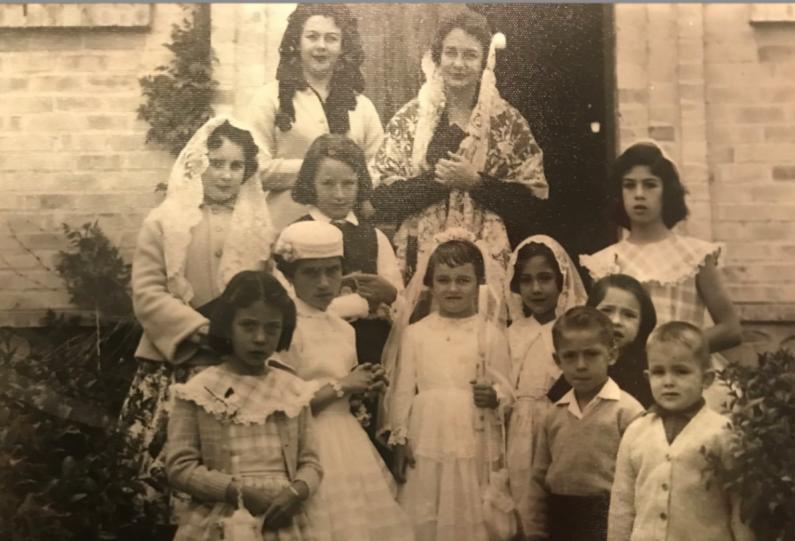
291,134,404,454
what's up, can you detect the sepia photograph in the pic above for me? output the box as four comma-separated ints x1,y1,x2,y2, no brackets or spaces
0,3,792,540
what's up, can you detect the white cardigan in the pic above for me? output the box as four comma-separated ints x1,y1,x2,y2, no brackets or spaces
608,406,755,541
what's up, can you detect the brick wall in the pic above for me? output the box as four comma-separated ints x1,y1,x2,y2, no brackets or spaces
211,3,294,114
615,3,795,354
0,4,181,326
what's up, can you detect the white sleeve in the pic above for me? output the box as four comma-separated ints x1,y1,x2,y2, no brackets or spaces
375,228,404,292
242,86,303,192
387,327,418,445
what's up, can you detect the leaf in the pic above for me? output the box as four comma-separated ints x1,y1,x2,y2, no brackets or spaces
69,493,87,503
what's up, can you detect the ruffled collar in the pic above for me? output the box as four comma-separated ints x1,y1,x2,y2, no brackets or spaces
580,234,722,286
172,360,319,424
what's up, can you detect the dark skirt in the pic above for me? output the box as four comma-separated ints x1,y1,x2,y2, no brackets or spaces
351,317,393,464
548,493,610,541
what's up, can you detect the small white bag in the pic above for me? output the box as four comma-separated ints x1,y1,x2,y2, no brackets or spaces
218,480,263,541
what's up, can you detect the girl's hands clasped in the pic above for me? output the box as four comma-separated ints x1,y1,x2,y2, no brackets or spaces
340,364,389,395
348,272,398,308
470,379,499,409
262,482,308,531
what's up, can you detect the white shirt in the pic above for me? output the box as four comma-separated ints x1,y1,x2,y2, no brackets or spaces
556,377,623,420
308,207,403,291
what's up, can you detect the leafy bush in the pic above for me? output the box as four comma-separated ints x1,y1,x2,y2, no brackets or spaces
138,4,216,156
0,223,165,539
708,349,795,541
56,222,132,319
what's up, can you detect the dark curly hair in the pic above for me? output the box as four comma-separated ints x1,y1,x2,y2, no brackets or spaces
207,121,259,182
208,270,296,354
430,8,492,69
423,239,485,287
292,134,372,207
608,141,689,229
275,4,365,134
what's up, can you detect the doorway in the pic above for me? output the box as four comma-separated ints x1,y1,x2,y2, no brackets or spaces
355,3,616,262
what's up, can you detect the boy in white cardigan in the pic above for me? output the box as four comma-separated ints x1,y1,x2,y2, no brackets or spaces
608,321,755,541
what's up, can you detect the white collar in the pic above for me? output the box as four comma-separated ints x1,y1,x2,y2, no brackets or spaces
309,206,358,226
556,377,622,419
295,296,330,318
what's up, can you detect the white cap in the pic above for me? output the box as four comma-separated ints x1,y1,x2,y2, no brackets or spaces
274,221,343,262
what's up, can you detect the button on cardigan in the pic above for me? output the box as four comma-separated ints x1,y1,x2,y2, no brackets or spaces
608,406,755,541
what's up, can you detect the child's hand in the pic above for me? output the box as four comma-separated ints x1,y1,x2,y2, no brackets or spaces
367,364,389,393
188,324,210,346
391,443,415,484
349,273,397,306
262,482,307,531
470,380,500,409
239,485,272,516
340,364,376,394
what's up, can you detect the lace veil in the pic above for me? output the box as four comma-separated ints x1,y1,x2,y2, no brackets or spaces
502,234,587,324
379,227,509,440
145,115,275,304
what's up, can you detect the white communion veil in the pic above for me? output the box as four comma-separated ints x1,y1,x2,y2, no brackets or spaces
502,234,588,325
146,115,276,304
379,227,512,443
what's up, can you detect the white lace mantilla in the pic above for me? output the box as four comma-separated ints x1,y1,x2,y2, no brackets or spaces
146,115,275,305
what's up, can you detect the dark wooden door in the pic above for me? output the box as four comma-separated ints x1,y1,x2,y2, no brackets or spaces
354,3,616,263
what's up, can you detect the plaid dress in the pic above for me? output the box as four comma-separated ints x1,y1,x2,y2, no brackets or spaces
580,234,723,327
167,362,329,541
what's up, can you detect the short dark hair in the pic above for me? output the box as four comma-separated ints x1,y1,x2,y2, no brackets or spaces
608,141,689,229
586,273,657,354
552,305,615,352
509,242,564,294
430,8,492,69
208,271,296,354
647,321,711,370
206,121,259,182
292,134,372,206
423,239,485,287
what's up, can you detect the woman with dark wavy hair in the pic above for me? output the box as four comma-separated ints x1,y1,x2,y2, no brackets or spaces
244,4,384,230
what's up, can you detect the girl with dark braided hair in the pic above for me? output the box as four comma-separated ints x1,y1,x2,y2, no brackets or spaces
244,4,384,230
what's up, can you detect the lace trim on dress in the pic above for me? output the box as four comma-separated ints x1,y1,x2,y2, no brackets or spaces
580,235,723,287
387,427,408,446
173,362,319,424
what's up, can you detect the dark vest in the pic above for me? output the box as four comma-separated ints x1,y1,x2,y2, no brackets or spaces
296,214,378,275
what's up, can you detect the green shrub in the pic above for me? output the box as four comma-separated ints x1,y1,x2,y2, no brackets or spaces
138,4,216,156
0,222,163,540
708,349,795,541
56,222,132,319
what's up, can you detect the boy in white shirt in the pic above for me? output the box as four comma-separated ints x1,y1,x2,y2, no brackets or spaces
608,321,755,541
525,307,644,541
